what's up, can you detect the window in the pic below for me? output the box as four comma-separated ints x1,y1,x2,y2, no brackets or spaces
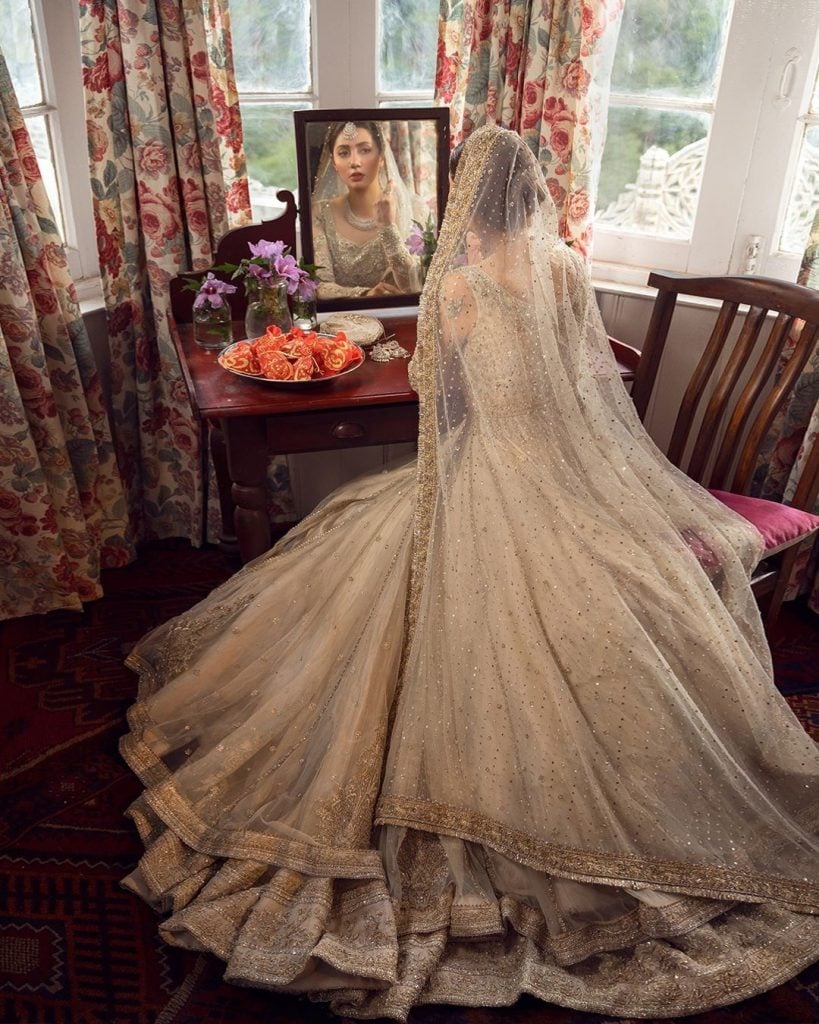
779,64,819,258
378,0,438,106
594,0,819,284
7,0,98,285
230,0,314,220
231,0,439,217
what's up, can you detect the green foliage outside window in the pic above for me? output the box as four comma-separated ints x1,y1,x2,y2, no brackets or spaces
598,0,729,214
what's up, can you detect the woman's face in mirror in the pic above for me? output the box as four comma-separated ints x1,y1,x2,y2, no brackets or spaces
331,128,382,193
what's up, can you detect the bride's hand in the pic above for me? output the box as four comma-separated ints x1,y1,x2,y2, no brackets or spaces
366,280,401,296
374,181,396,226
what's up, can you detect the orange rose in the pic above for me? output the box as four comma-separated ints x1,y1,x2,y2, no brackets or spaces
311,337,331,362
322,344,352,373
219,341,260,375
259,351,294,380
256,334,285,356
280,338,311,359
292,355,316,381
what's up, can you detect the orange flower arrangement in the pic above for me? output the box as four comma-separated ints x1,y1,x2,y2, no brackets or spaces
218,325,363,382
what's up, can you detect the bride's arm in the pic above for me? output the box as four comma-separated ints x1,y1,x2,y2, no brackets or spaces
380,225,420,292
409,271,476,391
439,270,478,343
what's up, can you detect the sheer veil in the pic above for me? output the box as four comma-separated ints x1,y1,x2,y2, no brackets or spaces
378,124,819,908
119,121,819,1024
311,121,429,238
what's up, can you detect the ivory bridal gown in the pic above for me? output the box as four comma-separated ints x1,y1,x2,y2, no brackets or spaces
122,125,819,1020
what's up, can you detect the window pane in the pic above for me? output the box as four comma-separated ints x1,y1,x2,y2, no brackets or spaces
379,0,438,94
7,0,44,107
26,114,66,236
241,103,309,218
611,0,731,101
230,0,311,93
779,125,819,255
597,107,710,239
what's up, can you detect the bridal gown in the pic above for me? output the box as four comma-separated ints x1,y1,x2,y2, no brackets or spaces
123,125,819,1020
312,199,420,299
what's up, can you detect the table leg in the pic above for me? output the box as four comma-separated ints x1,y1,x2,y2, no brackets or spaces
209,422,238,553
221,416,271,561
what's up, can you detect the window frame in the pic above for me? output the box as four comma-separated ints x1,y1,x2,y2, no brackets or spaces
592,0,819,285
30,0,99,288
42,0,819,294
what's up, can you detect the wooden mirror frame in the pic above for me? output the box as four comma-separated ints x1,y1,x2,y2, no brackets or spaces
294,107,450,312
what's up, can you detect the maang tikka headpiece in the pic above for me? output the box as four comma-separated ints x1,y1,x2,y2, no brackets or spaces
341,121,358,140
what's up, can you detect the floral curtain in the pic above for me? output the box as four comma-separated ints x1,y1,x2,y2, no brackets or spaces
0,53,131,619
387,120,439,219
752,210,819,612
435,0,624,257
78,0,286,544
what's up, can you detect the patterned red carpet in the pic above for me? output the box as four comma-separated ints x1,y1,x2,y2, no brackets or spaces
1,540,817,1024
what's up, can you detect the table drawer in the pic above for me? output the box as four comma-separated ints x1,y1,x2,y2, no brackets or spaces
266,403,419,454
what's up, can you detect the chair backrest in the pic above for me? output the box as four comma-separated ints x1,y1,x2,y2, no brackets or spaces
631,272,819,495
169,190,298,323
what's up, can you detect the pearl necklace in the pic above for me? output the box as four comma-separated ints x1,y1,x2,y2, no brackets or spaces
344,198,378,231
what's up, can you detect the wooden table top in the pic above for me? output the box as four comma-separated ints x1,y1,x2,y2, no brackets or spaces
173,314,418,421
173,311,638,423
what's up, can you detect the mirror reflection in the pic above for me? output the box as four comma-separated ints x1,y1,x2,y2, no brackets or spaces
296,109,449,308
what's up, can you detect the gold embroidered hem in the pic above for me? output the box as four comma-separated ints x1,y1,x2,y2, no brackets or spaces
375,795,819,913
118,771,819,1021
324,905,819,1022
121,720,386,882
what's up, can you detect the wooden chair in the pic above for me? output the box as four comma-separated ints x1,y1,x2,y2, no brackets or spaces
168,190,298,545
608,335,641,383
631,271,819,626
169,190,298,324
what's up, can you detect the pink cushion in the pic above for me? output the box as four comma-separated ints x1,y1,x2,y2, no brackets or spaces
709,489,819,550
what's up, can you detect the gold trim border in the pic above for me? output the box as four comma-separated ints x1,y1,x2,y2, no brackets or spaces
121,703,386,880
375,795,819,913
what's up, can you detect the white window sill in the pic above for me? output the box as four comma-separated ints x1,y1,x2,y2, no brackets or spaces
590,264,769,314
76,275,105,315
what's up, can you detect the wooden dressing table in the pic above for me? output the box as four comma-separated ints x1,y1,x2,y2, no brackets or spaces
173,314,638,563
173,314,419,561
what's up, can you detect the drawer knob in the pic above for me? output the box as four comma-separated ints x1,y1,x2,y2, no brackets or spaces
331,421,366,440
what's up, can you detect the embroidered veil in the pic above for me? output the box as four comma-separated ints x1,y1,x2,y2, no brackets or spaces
121,124,819,1021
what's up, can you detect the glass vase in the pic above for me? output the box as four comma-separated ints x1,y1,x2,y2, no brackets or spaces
192,301,233,350
291,294,318,330
244,278,292,339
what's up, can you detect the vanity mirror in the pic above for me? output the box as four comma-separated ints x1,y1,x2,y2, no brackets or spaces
294,107,449,311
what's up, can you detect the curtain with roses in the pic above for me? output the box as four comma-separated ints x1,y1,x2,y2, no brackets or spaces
0,53,131,620
435,0,623,257
751,211,819,612
387,120,439,220
79,0,293,544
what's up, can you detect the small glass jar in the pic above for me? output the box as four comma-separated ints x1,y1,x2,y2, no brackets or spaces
193,301,233,350
244,278,292,339
291,294,318,330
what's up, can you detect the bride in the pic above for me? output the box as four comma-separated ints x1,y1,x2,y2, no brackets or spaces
311,119,426,299
122,124,819,1020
